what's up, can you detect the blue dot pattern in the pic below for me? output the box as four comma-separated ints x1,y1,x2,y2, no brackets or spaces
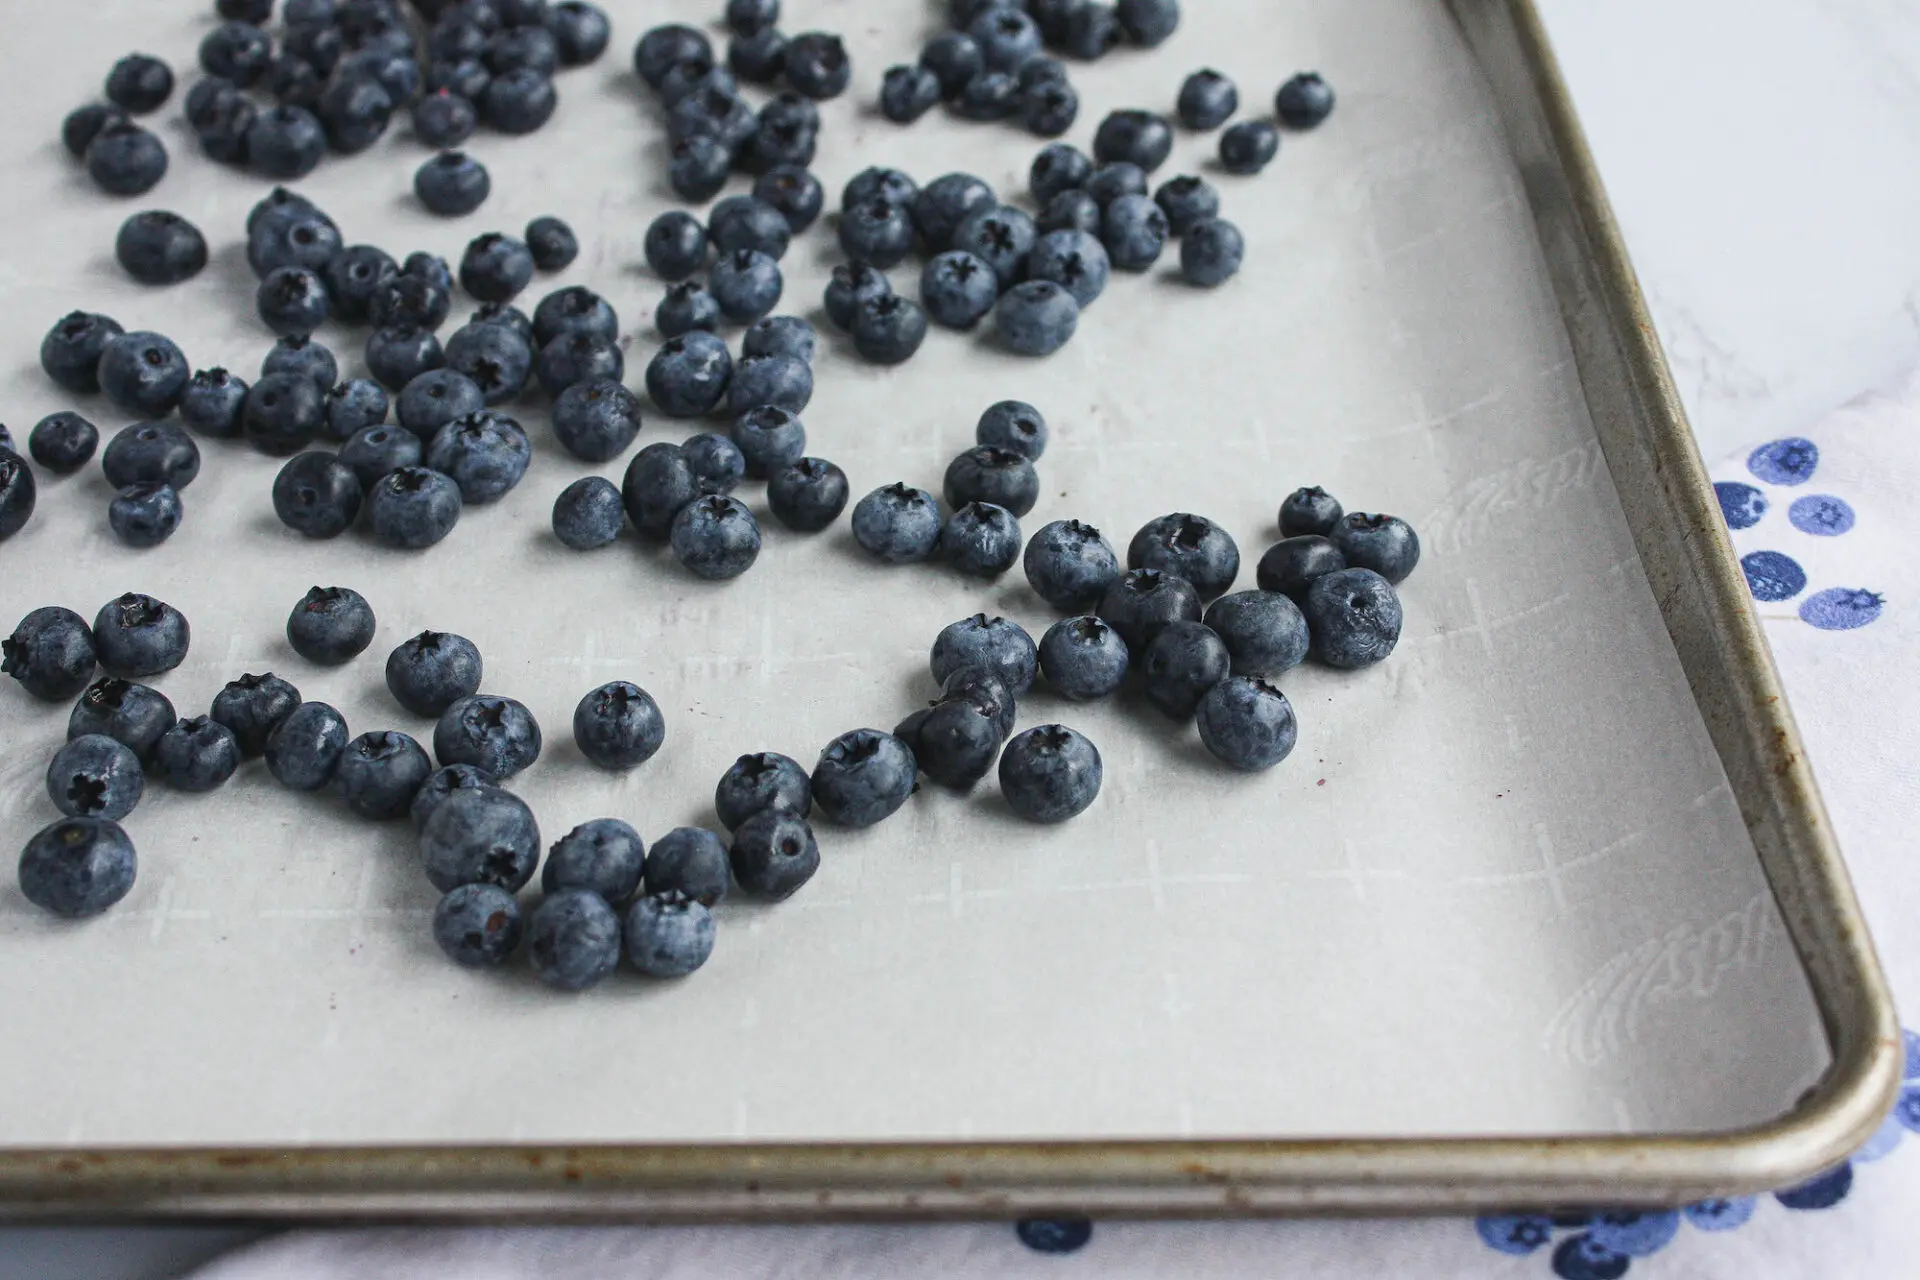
1748,437,1820,486
1799,587,1884,630
1775,1162,1854,1210
1788,494,1855,536
1714,481,1769,530
1015,1217,1092,1254
1587,1211,1680,1257
1742,550,1808,601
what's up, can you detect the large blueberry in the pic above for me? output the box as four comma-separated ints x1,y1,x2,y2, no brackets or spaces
1039,615,1129,701
421,785,541,892
1128,513,1240,599
572,681,665,769
811,729,917,827
1195,677,1297,772
998,725,1101,823
1303,568,1401,668
729,808,820,898
543,818,646,903
18,818,137,918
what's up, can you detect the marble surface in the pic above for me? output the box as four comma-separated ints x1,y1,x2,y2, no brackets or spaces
8,0,1916,1273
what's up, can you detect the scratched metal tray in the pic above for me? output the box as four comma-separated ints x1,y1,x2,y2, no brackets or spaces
0,0,1896,1219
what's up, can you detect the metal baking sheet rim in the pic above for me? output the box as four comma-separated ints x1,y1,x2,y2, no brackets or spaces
0,0,1898,1220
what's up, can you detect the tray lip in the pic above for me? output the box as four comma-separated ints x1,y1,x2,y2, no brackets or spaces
0,0,1899,1219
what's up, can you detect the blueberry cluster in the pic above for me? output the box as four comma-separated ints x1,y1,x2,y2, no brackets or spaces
1173,66,1335,177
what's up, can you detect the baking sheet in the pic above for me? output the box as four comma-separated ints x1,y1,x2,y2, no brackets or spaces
0,0,1829,1149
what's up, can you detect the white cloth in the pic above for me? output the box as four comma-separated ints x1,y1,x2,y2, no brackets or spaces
190,383,1920,1280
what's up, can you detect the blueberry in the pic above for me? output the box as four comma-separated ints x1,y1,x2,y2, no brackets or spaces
1064,3,1125,57
410,763,496,833
920,32,984,99
811,729,916,827
938,665,1019,739
684,434,746,497
621,442,699,540
113,210,207,287
704,754,810,836
1026,228,1109,307
838,200,916,271
852,295,929,364
1177,217,1245,288
1030,142,1095,204
101,422,197,493
928,613,1036,696
284,22,345,75
760,456,846,533
550,380,641,464
1219,119,1279,176
1020,79,1080,136
942,446,1038,518
46,734,143,821
545,0,610,64
18,818,137,919
459,233,534,303
370,272,454,332
515,217,574,275
257,265,333,338
913,172,998,253
426,412,531,503
1276,71,1335,128
385,630,484,718
970,7,1044,70
1275,486,1341,538
727,354,813,418
881,64,943,123
334,730,432,820
267,56,325,112
422,785,542,892
641,827,731,905
954,70,1020,121
952,206,1038,289
1331,512,1420,584
544,818,646,903
743,315,817,364
1039,615,1129,700
480,66,556,134
265,700,349,790
176,370,247,441
1094,110,1173,175
666,84,757,152
414,151,491,217
1138,620,1227,718
106,483,180,548
659,54,736,107
1084,161,1147,207
85,119,169,195
717,407,798,479
149,717,239,796
432,883,523,968
644,211,709,281
739,111,817,175
467,299,533,342
263,335,339,391
243,372,326,455
67,677,173,765
1194,676,1296,771
426,57,489,101
634,24,712,88
1176,69,1237,130
3,607,95,702
1115,0,1180,43
999,725,1101,822
671,495,762,580
853,482,943,562
941,502,1023,577
1014,1216,1094,1254
1097,568,1201,654
1202,589,1309,677
655,282,722,339
824,262,892,331
1255,534,1347,603
1102,193,1169,271
731,29,790,85
727,809,819,901
200,21,272,86
722,0,780,36
1128,513,1240,600
443,320,532,404
486,25,560,78
916,251,997,331
753,165,824,232
782,30,850,98
1019,57,1070,90
92,594,188,679
1586,1211,1681,1258
995,280,1080,355
666,135,732,202
645,331,733,418
1149,176,1218,238
536,333,623,396
526,890,621,990
211,673,301,757
617,892,713,977
709,249,785,324
364,326,446,395
316,73,394,154
909,699,1005,790
412,89,479,149
397,369,486,443
286,586,377,667
433,694,541,780
248,208,343,281
710,195,793,260
104,54,172,116
366,466,464,548
40,311,123,394
64,103,128,158
1022,520,1121,612
1547,1236,1630,1280
1301,568,1402,669
272,452,363,539
98,330,189,418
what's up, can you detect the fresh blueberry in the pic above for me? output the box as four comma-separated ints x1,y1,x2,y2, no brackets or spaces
272,452,363,539
315,71,394,154
1102,193,1169,270
969,6,1043,70
709,249,785,324
740,108,818,176
714,752,811,833
477,66,554,134
411,763,496,834
85,119,168,195
337,425,418,490
247,193,339,268
783,30,850,98
263,335,339,391
421,785,541,891
397,369,486,443
621,442,700,539
1024,519,1122,611
47,734,143,821
954,70,1021,121
1015,1216,1094,1254
933,665,1017,741
942,502,1023,577
265,700,349,790
1084,160,1147,207
1098,568,1201,653
459,233,534,303
366,466,463,548
211,672,300,757
1094,110,1173,174
1180,217,1245,286
727,354,813,417
655,282,722,339
1019,56,1070,89
443,320,532,404
881,63,943,123
999,725,1101,822
726,0,781,36
528,890,623,990
1196,676,1297,771
386,630,483,717
995,280,1080,355
824,262,892,332
286,586,376,667
919,251,999,330
811,728,916,827
710,195,793,259
536,333,623,397
1256,534,1346,602
1278,485,1342,537
98,330,189,417
1116,0,1180,43
18,818,137,919
243,372,326,455
245,105,325,179
468,298,534,342
1177,68,1237,129
1153,175,1219,237
1219,119,1278,174
256,265,333,337
546,1,611,64
177,370,248,440
1303,568,1402,668
753,165,824,232
726,407,803,480
486,24,560,77
114,210,207,286
944,446,1039,517
336,730,433,820
853,482,943,562
897,698,997,790
646,331,733,417
953,206,1039,288
268,55,323,111
1026,228,1110,308
3,606,95,702
549,380,641,464
852,295,929,364
724,809,817,901
432,883,523,968
101,421,198,492
913,172,998,253
150,716,238,794
839,200,916,271
634,24,712,88
370,272,453,332
413,89,478,148
920,34,983,103
666,83,757,152
684,434,746,496
544,819,646,903
644,826,732,903
1028,165,1094,242
666,134,732,202
68,677,173,763
0,453,31,539
1039,615,1129,700
742,315,816,364
200,20,271,86
415,151,491,217
435,693,542,779
1330,512,1420,583
1036,190,1104,239
566,680,661,770
39,311,123,395
1276,71,1336,128
107,483,182,548
623,893,715,977
671,495,762,580
730,28,789,85
1020,79,1080,136
760,456,845,533
91,594,188,679
645,211,708,281
426,412,531,503
1203,590,1309,678
1128,513,1240,599
1141,620,1230,719
931,613,1037,693
62,103,127,159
